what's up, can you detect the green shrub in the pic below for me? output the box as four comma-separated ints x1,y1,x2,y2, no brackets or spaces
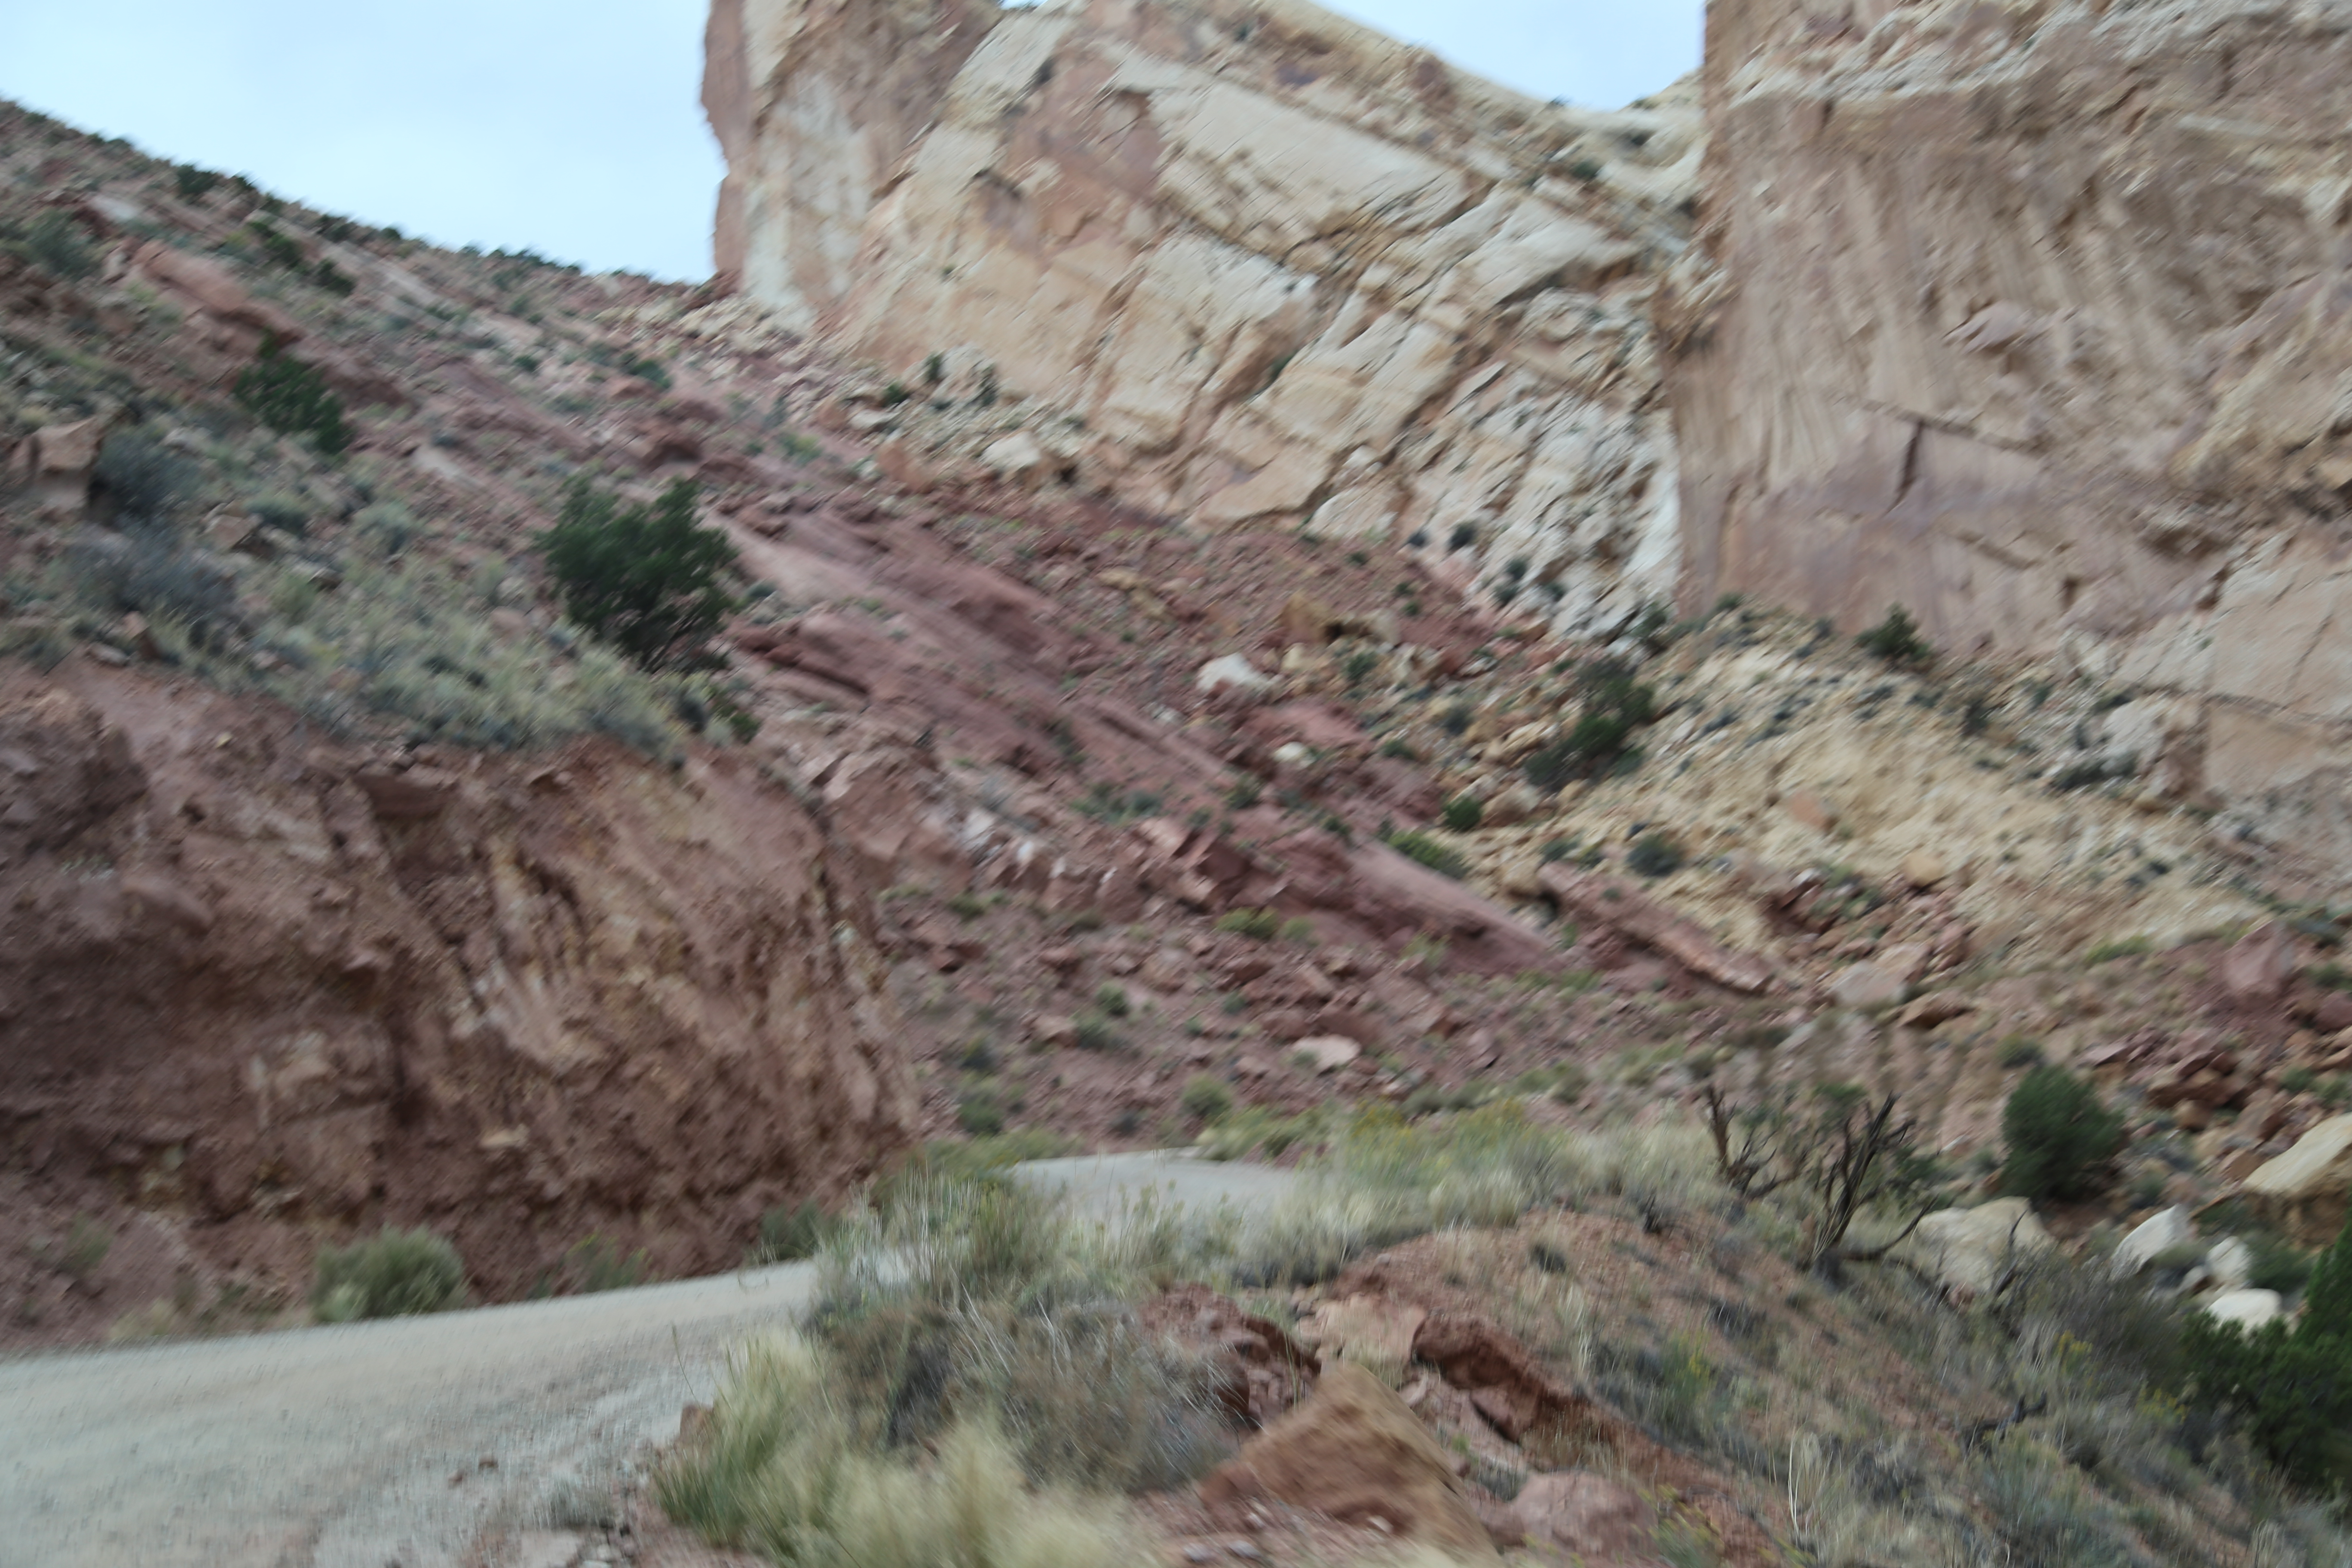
562,1235,649,1293
1856,604,1933,666
1999,1067,2124,1202
1180,1074,1234,1124
752,1200,838,1264
2248,1231,2314,1296
540,476,738,671
1524,659,1657,787
234,340,352,456
1071,1014,1122,1051
4,210,97,279
1214,907,1281,940
71,520,239,640
959,1084,1008,1136
1997,1035,2046,1070
312,1226,467,1321
1093,983,1130,1018
174,165,222,203
59,1216,112,1283
1442,794,1484,832
1626,833,1685,878
354,499,422,557
1199,1105,1327,1162
2188,1210,2352,1488
245,218,307,272
95,428,202,521
2084,936,2154,965
1384,829,1468,879
1224,774,1263,809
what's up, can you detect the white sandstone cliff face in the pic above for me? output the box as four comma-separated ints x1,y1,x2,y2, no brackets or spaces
705,0,1702,637
1674,0,2352,888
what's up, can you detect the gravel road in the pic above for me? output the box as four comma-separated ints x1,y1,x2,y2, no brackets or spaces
0,1153,1292,1568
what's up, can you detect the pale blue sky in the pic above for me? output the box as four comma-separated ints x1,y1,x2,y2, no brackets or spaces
0,2,1701,282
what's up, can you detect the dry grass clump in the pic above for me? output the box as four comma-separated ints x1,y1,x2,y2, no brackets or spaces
658,1332,1133,1568
1230,1103,1715,1288
244,557,686,752
807,1172,1234,1495
311,1225,467,1322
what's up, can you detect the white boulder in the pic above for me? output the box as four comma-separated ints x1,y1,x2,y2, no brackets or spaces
2204,1289,2285,1333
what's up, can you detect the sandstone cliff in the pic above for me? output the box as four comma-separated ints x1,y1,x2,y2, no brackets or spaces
704,0,1702,635
1675,0,2352,883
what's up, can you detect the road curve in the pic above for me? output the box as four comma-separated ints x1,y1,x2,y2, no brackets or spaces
0,1153,1292,1568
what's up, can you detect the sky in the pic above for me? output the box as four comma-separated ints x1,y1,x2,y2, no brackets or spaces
0,1,1703,283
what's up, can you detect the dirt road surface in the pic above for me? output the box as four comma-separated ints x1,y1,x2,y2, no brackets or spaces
0,1153,1293,1568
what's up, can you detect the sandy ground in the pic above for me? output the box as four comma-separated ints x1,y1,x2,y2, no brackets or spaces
0,1154,1292,1568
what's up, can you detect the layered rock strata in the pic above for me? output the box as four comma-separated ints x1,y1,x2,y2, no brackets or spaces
0,665,913,1292
704,0,1701,634
1675,0,2352,882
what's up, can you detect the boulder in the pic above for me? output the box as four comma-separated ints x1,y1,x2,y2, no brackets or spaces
2207,1236,2254,1292
1294,1295,1427,1381
1538,865,1773,994
978,431,1044,482
1198,1361,1499,1561
1898,992,1976,1030
1899,849,1951,889
2205,1290,2285,1333
2111,1206,2193,1277
18,413,113,518
1409,1312,1588,1444
1782,790,1838,833
1905,1199,2054,1299
1195,654,1274,698
2222,922,2297,1004
1508,1471,1655,1563
1829,961,1908,1011
2244,1114,2352,1246
1297,1035,1361,1074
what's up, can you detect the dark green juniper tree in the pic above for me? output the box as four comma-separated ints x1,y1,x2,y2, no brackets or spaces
538,476,738,671
2188,1210,2352,1488
234,337,351,456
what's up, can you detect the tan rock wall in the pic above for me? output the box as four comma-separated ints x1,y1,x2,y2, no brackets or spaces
1675,0,2352,885
709,0,1702,636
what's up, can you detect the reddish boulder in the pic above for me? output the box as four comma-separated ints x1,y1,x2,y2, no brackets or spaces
1411,1312,1589,1442
1200,1361,1499,1561
1509,1470,1656,1564
2223,922,2297,1003
1540,865,1774,994
1137,1283,1314,1428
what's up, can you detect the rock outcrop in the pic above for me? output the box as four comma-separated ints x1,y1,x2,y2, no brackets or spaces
0,663,914,1295
1200,1359,1501,1561
1675,0,2352,883
704,0,1700,635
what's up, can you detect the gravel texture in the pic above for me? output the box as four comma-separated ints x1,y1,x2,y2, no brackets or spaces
2,1154,1289,1568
